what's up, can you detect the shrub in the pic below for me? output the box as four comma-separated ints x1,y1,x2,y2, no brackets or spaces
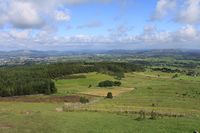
147,87,152,90
106,92,113,99
98,80,113,87
150,110,158,120
137,110,146,120
113,81,121,86
98,80,121,87
80,97,89,104
172,74,178,79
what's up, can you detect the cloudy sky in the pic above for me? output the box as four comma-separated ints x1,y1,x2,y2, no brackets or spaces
0,0,200,51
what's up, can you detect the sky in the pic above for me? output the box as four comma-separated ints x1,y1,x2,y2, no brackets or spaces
0,0,200,51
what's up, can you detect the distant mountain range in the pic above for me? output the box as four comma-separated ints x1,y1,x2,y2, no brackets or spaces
0,49,200,58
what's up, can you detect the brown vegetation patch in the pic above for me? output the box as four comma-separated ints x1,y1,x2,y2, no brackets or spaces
20,110,34,115
80,88,134,97
0,123,13,129
0,95,83,103
55,108,63,112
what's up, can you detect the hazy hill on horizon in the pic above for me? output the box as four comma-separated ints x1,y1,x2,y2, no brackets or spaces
0,49,200,58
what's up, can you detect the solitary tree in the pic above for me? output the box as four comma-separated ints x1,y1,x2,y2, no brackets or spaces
106,92,113,99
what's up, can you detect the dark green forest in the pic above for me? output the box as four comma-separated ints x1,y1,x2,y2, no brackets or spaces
0,62,144,97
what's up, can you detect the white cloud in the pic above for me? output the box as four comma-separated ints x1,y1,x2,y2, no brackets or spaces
108,25,134,38
0,0,73,29
137,25,200,48
0,24,199,50
54,11,71,21
153,0,200,25
143,25,157,34
0,0,115,29
173,25,200,42
176,0,200,24
9,29,31,39
7,1,44,29
0,0,112,29
152,0,176,20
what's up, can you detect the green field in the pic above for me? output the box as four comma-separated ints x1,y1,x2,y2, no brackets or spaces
0,72,200,133
55,73,115,96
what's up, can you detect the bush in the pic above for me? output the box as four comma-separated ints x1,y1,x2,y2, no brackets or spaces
172,74,178,79
80,97,89,104
137,110,146,120
98,80,113,87
150,110,158,120
113,81,121,86
98,80,121,87
147,87,152,90
106,92,113,99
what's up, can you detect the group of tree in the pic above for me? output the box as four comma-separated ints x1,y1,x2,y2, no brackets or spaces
186,71,200,77
0,74,56,97
152,67,181,73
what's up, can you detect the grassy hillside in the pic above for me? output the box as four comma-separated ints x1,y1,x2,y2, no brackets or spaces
0,71,199,132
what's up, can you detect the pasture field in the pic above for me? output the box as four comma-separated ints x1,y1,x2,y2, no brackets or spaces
0,71,200,132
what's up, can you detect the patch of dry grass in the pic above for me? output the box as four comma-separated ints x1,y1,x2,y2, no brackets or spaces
80,88,134,97
0,123,13,130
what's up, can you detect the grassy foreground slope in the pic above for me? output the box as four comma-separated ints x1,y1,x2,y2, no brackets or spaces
0,102,199,133
0,72,199,133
